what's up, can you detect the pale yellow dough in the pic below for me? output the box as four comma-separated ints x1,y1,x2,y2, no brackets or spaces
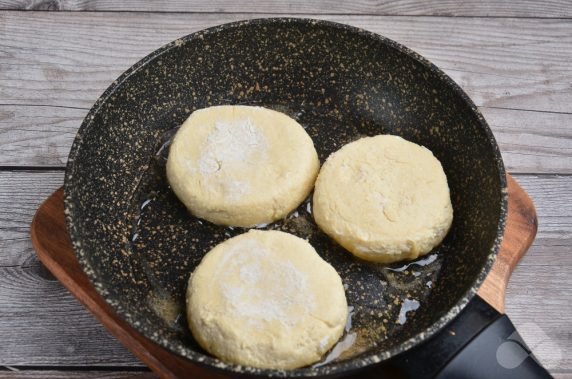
166,105,319,227
186,230,348,369
313,135,453,264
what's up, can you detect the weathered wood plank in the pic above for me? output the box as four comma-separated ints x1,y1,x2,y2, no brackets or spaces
506,268,572,372
481,107,572,174
1,172,570,267
1,0,571,18
0,173,139,366
0,252,567,368
0,262,142,366
1,13,570,113
2,104,570,173
0,171,64,267
516,175,572,243
0,372,154,379
0,106,86,167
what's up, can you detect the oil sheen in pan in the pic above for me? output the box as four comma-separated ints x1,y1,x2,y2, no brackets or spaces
127,103,447,366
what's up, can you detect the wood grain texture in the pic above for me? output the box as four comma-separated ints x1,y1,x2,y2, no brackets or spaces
0,180,137,368
2,104,571,173
1,0,571,17
0,106,85,167
3,171,571,267
0,171,64,267
506,268,572,372
0,261,141,366
480,107,572,174
1,6,570,375
1,13,571,113
0,371,154,378
476,175,537,313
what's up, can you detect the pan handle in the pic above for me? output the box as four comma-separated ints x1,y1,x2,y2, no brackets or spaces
383,296,553,379
433,309,553,379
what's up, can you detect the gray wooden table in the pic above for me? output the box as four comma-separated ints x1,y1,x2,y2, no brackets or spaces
1,1,571,378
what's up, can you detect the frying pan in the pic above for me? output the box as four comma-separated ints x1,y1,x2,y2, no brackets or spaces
64,18,549,378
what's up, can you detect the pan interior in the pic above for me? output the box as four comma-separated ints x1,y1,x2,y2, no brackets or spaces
65,19,505,375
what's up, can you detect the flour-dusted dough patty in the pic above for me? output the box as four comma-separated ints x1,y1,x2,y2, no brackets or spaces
167,105,319,227
313,135,453,264
186,230,348,369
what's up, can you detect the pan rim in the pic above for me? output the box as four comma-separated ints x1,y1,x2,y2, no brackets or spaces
64,17,508,377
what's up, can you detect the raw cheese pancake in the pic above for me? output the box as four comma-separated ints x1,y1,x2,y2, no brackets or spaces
186,230,348,369
167,105,319,227
313,134,453,264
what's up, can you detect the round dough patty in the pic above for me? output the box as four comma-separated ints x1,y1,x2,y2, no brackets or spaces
167,105,319,227
313,135,453,264
186,230,348,369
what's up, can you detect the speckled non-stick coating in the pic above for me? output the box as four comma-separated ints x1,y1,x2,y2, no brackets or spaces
64,18,507,377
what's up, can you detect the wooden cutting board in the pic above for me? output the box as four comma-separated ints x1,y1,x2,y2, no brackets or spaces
30,174,536,379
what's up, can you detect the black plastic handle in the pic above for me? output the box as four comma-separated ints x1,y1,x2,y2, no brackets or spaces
434,312,552,379
382,296,553,379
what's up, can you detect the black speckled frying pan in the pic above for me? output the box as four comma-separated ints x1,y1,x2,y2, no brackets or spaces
64,18,548,378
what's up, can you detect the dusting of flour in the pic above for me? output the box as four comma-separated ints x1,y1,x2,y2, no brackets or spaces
196,118,267,201
198,118,267,174
214,239,315,327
